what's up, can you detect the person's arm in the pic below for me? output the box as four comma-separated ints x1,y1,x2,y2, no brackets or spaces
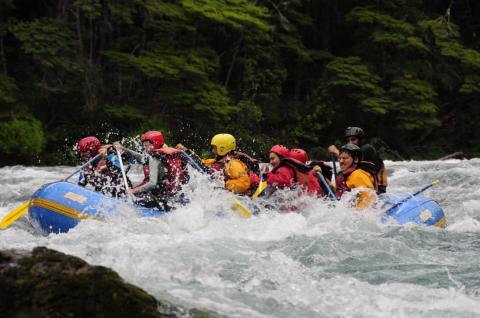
377,165,388,193
225,159,250,193
266,167,294,187
327,145,340,157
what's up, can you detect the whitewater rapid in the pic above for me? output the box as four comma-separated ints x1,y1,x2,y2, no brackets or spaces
1,160,480,317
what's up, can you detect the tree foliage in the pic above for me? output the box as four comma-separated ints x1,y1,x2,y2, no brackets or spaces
0,116,45,163
1,0,480,164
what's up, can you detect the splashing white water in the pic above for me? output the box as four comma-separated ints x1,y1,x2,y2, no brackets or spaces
1,160,480,317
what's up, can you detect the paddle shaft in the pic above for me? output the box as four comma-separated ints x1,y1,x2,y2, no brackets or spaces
316,173,337,201
65,154,101,182
331,155,338,178
385,180,439,214
116,148,135,203
181,150,207,174
252,174,267,199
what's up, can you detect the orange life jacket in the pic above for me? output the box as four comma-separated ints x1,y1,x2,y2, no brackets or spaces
205,151,260,192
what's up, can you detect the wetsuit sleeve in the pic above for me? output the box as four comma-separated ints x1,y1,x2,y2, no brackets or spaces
346,169,375,209
266,166,293,188
224,159,250,194
133,157,165,194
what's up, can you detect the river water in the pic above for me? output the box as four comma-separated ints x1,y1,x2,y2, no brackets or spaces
1,160,480,317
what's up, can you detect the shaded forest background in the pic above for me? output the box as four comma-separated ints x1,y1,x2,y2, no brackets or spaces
0,0,479,165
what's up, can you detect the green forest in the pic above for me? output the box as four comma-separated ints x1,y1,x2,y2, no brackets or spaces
0,0,479,165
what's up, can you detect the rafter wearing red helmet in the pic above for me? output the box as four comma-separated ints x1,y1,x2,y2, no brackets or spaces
76,136,130,198
116,131,189,211
265,145,295,189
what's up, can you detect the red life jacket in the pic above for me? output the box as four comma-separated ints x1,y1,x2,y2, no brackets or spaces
335,166,357,199
306,170,324,197
137,163,150,189
283,158,323,196
267,165,295,188
149,147,189,197
208,160,226,172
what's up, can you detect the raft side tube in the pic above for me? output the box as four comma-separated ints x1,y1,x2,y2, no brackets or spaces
28,182,168,233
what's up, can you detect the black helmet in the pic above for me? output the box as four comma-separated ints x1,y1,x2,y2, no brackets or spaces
345,127,365,138
340,144,361,159
361,144,376,162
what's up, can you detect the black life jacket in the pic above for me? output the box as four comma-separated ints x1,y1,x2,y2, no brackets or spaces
356,161,379,191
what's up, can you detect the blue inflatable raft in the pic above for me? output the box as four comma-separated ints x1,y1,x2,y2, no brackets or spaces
380,194,446,228
28,182,168,234
26,181,446,234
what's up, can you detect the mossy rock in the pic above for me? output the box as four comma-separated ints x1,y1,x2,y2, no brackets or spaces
0,247,218,318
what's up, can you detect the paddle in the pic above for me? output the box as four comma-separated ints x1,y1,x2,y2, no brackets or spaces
65,154,101,182
181,150,208,174
331,155,338,183
115,148,135,203
0,154,101,230
181,150,253,218
0,201,30,229
316,172,337,201
252,175,267,199
385,179,440,214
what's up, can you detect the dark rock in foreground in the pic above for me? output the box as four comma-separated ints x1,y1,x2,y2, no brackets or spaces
0,247,217,318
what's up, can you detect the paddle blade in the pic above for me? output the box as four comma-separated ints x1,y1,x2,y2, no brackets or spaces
229,198,252,218
252,181,267,199
0,201,30,229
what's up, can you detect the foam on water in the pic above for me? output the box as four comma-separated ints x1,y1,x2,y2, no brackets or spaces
1,160,480,317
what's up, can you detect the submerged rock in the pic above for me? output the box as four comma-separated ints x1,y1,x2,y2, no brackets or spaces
0,247,217,318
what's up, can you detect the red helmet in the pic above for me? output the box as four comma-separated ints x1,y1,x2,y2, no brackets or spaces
141,131,164,150
77,136,101,157
289,148,308,163
270,144,290,158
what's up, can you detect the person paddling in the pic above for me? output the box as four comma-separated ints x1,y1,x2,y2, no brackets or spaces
115,131,189,211
328,126,388,194
177,133,260,196
335,144,376,209
264,145,294,189
288,148,326,197
76,136,129,198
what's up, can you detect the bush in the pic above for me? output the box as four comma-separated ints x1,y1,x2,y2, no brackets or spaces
0,117,45,164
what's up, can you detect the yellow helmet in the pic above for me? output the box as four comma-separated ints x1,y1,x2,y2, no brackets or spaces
211,133,236,156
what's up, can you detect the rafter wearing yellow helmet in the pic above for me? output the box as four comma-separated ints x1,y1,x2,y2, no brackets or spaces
177,133,260,195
